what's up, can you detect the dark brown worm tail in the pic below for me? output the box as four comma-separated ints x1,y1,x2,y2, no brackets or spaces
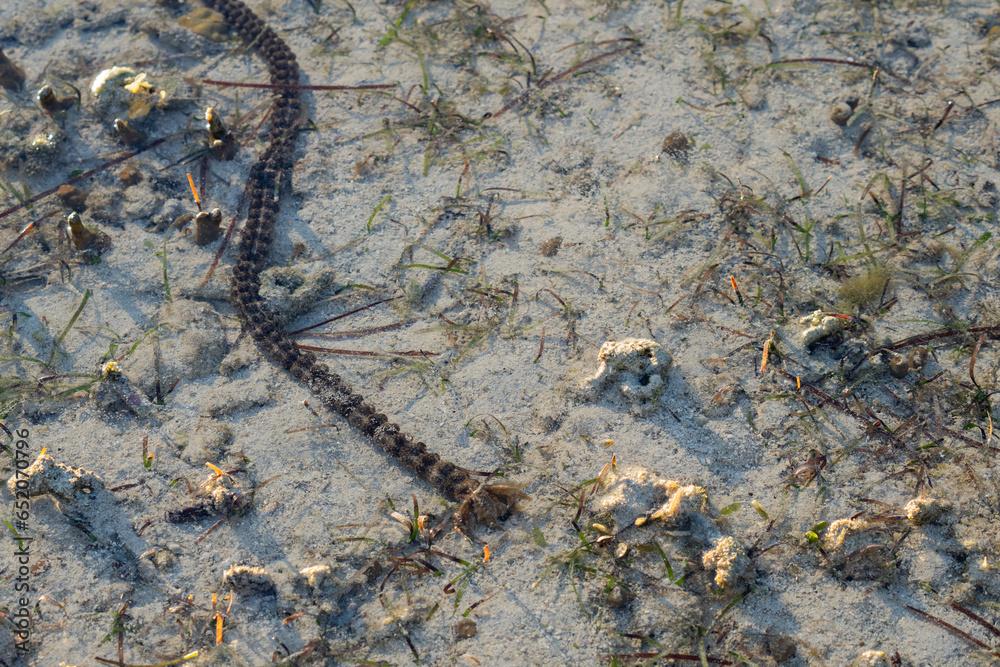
202,0,523,524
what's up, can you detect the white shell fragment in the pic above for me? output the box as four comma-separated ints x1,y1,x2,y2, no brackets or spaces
799,309,844,346
587,338,672,412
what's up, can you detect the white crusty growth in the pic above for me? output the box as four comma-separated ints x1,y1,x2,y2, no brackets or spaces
592,465,704,528
592,464,747,589
799,309,844,346
587,338,672,412
702,536,748,588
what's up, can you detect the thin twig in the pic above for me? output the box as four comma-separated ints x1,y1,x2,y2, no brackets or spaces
950,603,1000,638
905,605,998,655
294,343,436,358
287,296,402,335
201,79,395,91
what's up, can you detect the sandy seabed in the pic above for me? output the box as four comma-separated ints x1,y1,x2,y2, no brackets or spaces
0,0,999,665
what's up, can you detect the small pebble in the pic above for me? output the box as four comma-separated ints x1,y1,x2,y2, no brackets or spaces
662,130,692,161
605,584,629,608
453,619,477,640
56,184,88,212
119,164,143,185
539,236,563,257
114,118,145,146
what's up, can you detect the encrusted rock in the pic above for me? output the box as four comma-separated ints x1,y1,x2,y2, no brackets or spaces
453,618,477,640
586,338,672,413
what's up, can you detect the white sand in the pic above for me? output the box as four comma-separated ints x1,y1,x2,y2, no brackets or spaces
1,0,998,664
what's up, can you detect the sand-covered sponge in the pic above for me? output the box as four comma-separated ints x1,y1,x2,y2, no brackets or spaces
593,465,707,528
799,309,844,346
904,496,949,525
259,264,336,323
649,481,708,524
702,536,749,589
6,453,145,570
6,452,103,504
592,464,747,589
822,517,873,552
223,564,276,596
586,338,672,412
592,465,693,528
851,650,891,667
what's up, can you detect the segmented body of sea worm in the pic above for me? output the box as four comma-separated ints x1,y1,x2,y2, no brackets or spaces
201,0,523,525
